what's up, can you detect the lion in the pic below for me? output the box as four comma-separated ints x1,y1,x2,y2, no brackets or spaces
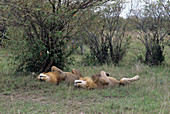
37,66,83,84
74,71,139,89
74,71,110,89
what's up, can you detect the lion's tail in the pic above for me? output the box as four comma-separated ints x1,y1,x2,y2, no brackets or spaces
119,75,140,86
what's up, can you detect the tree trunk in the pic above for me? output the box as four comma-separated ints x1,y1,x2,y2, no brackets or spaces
80,44,84,55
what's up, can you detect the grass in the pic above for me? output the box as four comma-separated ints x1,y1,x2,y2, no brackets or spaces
0,42,170,113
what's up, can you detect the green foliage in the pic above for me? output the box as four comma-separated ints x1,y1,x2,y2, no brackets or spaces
7,28,75,72
1,1,77,72
0,34,170,113
81,51,98,66
145,41,165,66
0,0,112,72
0,58,169,113
110,36,131,64
81,1,131,65
82,35,131,66
0,23,8,47
129,0,169,66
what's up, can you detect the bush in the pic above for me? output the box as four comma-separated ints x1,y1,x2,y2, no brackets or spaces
2,2,73,72
109,36,131,64
145,42,165,66
1,0,108,73
130,0,169,66
81,1,131,65
0,23,8,47
6,10,76,72
81,51,98,66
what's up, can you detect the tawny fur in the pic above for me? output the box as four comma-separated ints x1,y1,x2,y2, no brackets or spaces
51,66,83,83
64,68,84,83
37,71,65,84
76,77,98,89
74,71,110,89
74,71,140,89
107,75,140,87
37,66,83,84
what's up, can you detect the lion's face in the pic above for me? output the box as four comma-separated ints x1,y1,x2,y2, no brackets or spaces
37,73,51,82
74,79,87,88
92,71,110,85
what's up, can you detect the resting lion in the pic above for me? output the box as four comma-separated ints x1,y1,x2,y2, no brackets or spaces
37,66,83,84
74,71,139,89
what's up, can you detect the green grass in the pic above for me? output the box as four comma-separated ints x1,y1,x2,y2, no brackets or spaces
0,43,170,114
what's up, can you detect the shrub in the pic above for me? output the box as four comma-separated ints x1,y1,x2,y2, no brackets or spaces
81,51,98,66
130,0,169,66
1,0,109,72
145,42,164,66
81,1,131,65
6,9,76,72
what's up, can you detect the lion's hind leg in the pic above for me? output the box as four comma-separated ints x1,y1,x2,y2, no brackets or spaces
72,68,84,78
119,75,140,85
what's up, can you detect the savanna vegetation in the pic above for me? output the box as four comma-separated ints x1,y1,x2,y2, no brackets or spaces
0,0,170,113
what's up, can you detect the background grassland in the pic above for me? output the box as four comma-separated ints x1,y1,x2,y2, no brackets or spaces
0,40,170,114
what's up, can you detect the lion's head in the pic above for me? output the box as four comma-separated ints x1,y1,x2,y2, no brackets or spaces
91,71,110,86
37,66,83,84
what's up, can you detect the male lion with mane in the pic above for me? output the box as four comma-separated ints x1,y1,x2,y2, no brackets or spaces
37,66,83,84
74,71,139,89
